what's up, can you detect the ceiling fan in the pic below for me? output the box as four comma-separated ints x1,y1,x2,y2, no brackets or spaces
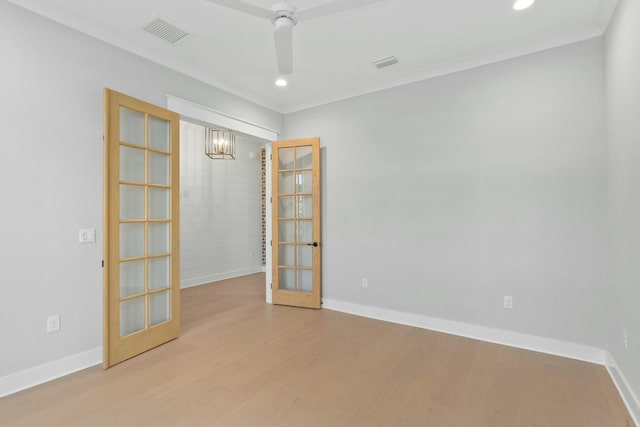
205,0,386,75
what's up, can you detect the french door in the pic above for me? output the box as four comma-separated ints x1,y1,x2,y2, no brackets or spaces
103,89,180,368
272,138,322,309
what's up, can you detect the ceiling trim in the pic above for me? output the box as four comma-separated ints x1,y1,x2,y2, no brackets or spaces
8,0,613,115
282,25,604,114
6,0,282,113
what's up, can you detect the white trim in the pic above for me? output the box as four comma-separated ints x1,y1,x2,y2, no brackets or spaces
283,29,603,114
265,146,273,304
605,352,640,426
166,96,278,141
322,299,606,364
180,267,265,289
0,347,101,398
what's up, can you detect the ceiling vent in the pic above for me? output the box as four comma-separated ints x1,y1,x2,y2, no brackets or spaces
372,56,399,69
143,17,190,45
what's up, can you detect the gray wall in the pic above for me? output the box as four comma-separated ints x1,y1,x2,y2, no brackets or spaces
284,38,608,348
605,0,640,410
0,0,282,377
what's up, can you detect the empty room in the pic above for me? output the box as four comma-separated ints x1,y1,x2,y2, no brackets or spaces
0,0,639,425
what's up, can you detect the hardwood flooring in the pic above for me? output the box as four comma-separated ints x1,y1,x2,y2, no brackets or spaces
0,273,635,426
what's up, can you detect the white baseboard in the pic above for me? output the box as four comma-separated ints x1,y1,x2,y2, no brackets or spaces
322,299,606,364
605,352,640,426
180,267,264,288
0,347,102,398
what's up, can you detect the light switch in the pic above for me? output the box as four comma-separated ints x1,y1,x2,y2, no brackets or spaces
79,229,96,243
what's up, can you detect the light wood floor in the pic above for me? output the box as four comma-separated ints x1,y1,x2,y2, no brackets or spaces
0,273,634,426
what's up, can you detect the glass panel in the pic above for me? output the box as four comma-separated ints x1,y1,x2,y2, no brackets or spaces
149,116,170,152
296,171,312,194
120,185,145,220
278,172,294,195
278,147,294,170
120,146,145,183
279,196,294,218
297,220,312,242
298,270,313,292
149,222,170,255
149,152,170,185
279,268,295,291
149,257,170,290
120,108,145,146
149,188,169,220
120,223,145,259
120,260,145,297
149,291,170,326
278,220,295,243
279,245,295,267
297,245,312,268
296,195,312,218
296,146,312,169
120,297,145,337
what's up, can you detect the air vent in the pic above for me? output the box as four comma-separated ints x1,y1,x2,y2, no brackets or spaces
143,17,190,45
372,56,399,69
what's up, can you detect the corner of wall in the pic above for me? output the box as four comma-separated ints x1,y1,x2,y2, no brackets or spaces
605,352,640,425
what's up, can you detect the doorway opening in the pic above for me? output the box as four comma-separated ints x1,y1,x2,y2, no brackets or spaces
179,120,267,288
166,95,277,302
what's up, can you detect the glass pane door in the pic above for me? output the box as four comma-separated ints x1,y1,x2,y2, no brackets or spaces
104,89,180,368
272,138,321,309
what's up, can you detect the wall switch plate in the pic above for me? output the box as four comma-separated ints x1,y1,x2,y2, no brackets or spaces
362,278,368,289
79,229,96,243
47,315,60,333
503,296,513,309
623,328,629,349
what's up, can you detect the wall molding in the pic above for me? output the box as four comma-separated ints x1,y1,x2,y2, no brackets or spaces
0,347,102,398
181,267,265,289
166,95,279,141
605,352,640,426
322,298,606,364
4,298,637,427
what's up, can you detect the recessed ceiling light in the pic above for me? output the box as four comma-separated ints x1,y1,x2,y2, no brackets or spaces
513,0,535,10
275,78,288,87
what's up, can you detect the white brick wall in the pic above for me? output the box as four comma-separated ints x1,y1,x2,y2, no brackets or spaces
179,121,264,287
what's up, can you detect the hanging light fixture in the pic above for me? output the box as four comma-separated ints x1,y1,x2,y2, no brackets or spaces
204,127,236,160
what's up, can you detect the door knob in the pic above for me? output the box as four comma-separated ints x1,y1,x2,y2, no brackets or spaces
307,242,319,247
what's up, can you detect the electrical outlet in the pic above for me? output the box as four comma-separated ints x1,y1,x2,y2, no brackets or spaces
361,278,368,289
47,315,60,333
503,296,513,309
623,328,628,350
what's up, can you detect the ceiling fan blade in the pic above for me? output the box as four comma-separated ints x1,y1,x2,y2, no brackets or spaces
273,25,293,75
204,0,273,20
295,0,387,22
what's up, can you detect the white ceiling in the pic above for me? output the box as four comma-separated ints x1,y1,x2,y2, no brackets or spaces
8,0,618,113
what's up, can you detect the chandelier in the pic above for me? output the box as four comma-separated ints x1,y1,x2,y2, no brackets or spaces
204,128,236,160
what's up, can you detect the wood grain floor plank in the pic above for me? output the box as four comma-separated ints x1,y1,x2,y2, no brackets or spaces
0,273,635,426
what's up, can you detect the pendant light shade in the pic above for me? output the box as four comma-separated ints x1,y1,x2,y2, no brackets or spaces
204,128,236,160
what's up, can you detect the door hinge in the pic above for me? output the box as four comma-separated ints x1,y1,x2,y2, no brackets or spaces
101,260,104,268
270,283,272,289
270,154,272,160
270,240,272,246
270,197,272,203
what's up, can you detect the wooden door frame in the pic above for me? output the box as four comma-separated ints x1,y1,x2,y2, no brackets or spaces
271,138,322,308
103,89,181,368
